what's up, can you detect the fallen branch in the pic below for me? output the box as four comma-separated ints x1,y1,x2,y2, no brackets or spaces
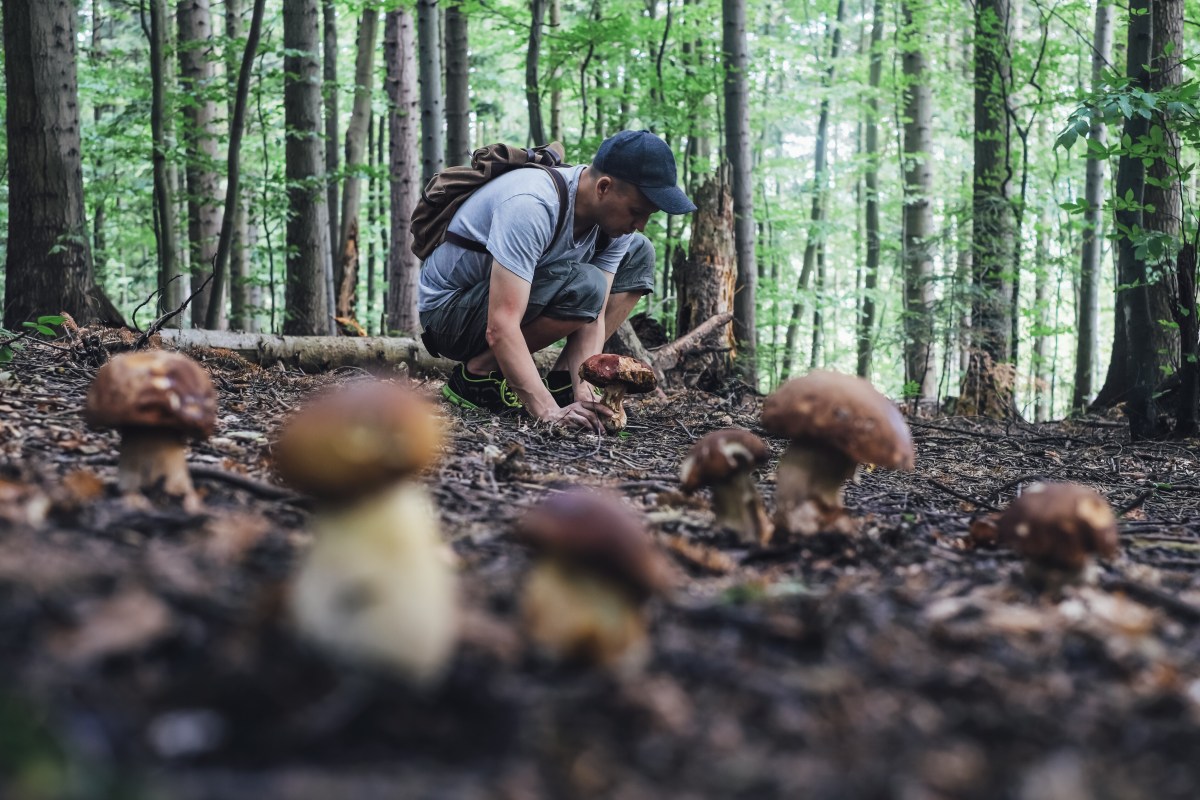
651,311,734,372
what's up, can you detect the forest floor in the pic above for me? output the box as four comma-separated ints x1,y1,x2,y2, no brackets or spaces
3,335,1200,800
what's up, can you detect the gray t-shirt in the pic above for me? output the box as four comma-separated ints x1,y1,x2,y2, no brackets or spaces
418,165,633,313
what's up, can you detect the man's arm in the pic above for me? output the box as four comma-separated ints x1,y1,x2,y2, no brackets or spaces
561,269,616,402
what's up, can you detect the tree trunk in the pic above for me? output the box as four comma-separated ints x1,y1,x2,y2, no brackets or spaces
673,172,736,377
148,0,183,328
417,0,444,183
960,0,1016,418
901,0,935,399
526,0,548,145
225,0,254,332
1072,0,1113,413
206,0,265,331
178,0,223,328
856,0,883,380
721,0,757,384
548,0,562,141
335,9,380,323
444,2,470,166
385,9,422,335
1033,203,1051,421
2,0,123,328
283,0,333,336
322,0,339,267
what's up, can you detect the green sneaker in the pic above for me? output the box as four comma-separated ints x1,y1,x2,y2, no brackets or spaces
544,370,574,408
442,363,523,414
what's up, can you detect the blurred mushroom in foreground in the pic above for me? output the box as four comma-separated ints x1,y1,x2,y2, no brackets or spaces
997,482,1118,589
84,350,217,510
761,370,915,536
680,428,773,546
514,488,671,672
578,354,657,433
272,380,458,685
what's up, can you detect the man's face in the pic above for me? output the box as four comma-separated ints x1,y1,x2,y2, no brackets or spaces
596,178,660,238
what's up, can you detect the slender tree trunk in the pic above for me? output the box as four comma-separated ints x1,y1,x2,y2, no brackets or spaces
334,9,379,323
178,0,223,328
385,9,422,335
722,0,757,384
417,0,444,183
857,0,884,379
225,0,254,332
526,0,548,145
444,2,470,165
549,0,562,141
2,0,123,327
148,0,183,326
1033,203,1051,421
1072,0,1113,412
323,0,339,268
283,0,333,335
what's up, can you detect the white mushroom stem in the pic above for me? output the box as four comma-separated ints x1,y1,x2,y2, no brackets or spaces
116,428,196,501
710,472,774,547
773,440,859,536
520,558,648,673
597,385,628,432
291,482,459,686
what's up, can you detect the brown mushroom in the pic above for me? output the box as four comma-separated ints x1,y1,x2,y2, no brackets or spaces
578,354,657,433
515,488,671,672
760,370,915,536
680,428,774,546
997,482,1118,587
84,350,217,508
272,381,458,685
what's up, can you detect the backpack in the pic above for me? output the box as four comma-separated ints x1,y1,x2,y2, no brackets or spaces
410,142,570,260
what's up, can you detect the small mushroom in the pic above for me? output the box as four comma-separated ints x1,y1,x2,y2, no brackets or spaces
997,482,1118,588
680,428,773,546
84,350,217,508
578,354,657,433
761,370,915,536
272,381,458,685
515,488,671,672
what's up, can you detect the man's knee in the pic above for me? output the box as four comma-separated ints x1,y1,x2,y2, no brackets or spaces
612,233,656,297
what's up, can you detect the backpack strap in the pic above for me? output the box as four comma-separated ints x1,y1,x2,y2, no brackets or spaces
442,165,570,255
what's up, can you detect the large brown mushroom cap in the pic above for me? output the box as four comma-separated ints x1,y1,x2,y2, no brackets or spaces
273,381,443,501
579,354,657,394
761,370,914,470
85,351,217,439
680,428,769,491
997,482,1118,571
515,489,670,600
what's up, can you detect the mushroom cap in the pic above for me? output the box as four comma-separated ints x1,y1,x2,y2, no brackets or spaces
760,370,914,470
579,354,657,394
515,489,670,600
680,428,769,491
997,482,1119,570
85,350,217,439
272,381,443,501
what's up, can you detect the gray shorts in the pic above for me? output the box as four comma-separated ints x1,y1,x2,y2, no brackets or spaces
420,233,656,362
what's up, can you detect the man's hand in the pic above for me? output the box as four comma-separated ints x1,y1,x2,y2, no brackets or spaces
538,399,613,433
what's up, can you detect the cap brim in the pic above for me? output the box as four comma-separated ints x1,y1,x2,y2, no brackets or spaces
639,184,697,215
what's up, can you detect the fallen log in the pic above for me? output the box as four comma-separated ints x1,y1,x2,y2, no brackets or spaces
650,312,734,373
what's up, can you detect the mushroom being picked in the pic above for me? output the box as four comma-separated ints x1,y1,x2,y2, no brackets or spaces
272,381,457,685
680,428,773,546
997,482,1118,588
761,370,915,536
578,354,657,433
84,350,217,509
515,488,671,672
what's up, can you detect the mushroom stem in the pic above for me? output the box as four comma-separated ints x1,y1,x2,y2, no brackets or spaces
710,472,774,546
520,558,648,673
598,386,628,432
291,482,459,685
773,439,859,536
117,428,195,500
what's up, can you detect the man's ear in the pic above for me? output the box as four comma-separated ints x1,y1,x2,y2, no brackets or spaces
595,175,616,198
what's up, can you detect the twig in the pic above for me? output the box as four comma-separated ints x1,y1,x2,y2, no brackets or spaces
1115,486,1159,516
135,272,215,348
188,464,300,502
1101,575,1200,622
925,478,1000,512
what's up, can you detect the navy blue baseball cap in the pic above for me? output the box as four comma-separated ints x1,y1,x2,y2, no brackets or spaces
592,130,697,215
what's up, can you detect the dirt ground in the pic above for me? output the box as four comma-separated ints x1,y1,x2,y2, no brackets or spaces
3,336,1200,800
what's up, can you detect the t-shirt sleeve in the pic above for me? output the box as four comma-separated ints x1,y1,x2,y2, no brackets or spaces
590,233,632,275
485,194,556,282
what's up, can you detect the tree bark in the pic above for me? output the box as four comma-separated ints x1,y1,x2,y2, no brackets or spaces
721,0,757,384
178,0,224,328
2,0,123,328
1071,0,1113,412
148,0,183,328
322,0,339,267
336,9,380,323
856,0,883,380
444,2,470,166
225,0,254,332
385,10,422,335
417,0,444,183
526,0,548,145
283,0,333,335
